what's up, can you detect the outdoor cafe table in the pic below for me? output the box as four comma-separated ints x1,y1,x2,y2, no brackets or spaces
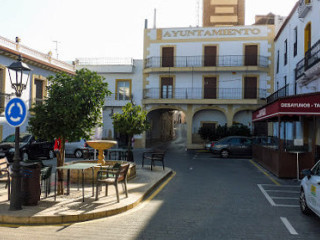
54,162,100,202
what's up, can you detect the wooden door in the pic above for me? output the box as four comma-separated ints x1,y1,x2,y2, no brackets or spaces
161,77,173,98
245,45,258,66
204,77,217,99
244,77,257,99
204,46,217,66
162,47,174,67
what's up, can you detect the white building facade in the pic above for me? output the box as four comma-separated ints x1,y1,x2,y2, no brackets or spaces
271,0,320,143
0,35,75,140
274,0,320,96
76,58,144,147
143,25,275,149
252,0,320,178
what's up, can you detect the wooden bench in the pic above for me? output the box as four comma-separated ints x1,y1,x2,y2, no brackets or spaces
142,151,165,171
0,157,10,200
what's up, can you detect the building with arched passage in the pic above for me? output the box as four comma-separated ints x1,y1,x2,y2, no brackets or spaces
142,7,275,148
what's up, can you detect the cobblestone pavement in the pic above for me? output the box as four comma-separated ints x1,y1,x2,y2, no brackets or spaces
1,124,320,239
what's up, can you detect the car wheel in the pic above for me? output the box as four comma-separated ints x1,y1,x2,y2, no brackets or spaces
300,188,311,215
47,150,54,159
74,149,83,158
22,152,29,161
220,149,229,158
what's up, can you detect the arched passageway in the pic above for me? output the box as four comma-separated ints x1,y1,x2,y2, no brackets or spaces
146,107,186,148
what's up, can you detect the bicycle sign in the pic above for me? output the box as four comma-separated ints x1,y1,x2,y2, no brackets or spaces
5,98,27,127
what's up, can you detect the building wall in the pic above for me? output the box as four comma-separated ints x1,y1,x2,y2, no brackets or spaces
274,1,320,94
0,54,71,140
272,0,320,148
77,59,144,147
203,0,245,27
143,24,274,148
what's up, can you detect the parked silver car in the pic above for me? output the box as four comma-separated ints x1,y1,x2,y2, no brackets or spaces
64,139,92,158
210,136,252,158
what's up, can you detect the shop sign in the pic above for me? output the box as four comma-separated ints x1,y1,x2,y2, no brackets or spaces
253,93,320,122
162,27,264,39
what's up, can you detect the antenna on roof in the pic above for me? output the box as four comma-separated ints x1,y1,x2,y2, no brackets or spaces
53,40,61,59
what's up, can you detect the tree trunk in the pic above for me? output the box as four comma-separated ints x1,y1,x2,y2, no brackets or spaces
127,135,134,162
57,139,65,195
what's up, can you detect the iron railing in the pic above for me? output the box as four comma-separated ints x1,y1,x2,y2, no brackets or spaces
144,55,269,69
143,88,267,100
266,84,289,103
105,93,133,101
295,39,320,80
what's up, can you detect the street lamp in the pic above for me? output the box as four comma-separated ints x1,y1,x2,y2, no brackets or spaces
7,55,31,210
7,55,31,97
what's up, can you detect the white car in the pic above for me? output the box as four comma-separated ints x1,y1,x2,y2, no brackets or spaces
300,160,320,217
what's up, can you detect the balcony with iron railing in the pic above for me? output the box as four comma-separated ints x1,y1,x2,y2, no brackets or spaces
298,0,312,18
266,84,290,103
144,55,269,69
143,88,267,101
104,93,133,107
295,39,320,80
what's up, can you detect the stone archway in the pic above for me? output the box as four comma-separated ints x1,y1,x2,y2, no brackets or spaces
233,110,253,130
192,108,227,144
145,105,187,148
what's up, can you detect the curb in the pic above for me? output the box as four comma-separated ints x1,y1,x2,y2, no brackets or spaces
0,170,174,226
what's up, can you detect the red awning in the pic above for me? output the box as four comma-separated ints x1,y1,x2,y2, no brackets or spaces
252,92,320,122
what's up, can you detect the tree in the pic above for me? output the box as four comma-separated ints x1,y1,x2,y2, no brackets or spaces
28,68,110,194
112,103,150,161
216,124,228,139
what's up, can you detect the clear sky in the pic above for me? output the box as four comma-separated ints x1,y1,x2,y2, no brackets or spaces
0,0,297,61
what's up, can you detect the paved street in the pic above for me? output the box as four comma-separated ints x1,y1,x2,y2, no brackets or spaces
1,124,320,239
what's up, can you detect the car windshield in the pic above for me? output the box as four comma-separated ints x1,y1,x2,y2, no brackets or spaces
1,134,31,143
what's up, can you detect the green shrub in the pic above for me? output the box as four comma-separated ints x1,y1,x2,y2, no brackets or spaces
198,126,216,141
198,123,251,141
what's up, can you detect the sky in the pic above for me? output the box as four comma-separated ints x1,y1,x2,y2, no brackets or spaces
0,0,297,61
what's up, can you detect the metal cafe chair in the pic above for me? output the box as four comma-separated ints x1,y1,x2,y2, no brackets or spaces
95,163,130,203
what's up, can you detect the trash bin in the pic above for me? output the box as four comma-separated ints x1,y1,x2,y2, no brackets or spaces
21,162,41,206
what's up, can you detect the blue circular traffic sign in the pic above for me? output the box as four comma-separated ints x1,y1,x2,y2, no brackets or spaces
5,98,27,127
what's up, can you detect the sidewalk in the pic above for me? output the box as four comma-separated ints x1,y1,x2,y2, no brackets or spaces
0,165,173,225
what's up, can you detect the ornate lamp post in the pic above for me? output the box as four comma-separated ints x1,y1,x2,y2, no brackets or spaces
7,55,31,210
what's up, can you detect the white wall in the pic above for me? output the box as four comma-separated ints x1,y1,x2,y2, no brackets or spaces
233,110,252,129
78,59,143,140
274,1,320,94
